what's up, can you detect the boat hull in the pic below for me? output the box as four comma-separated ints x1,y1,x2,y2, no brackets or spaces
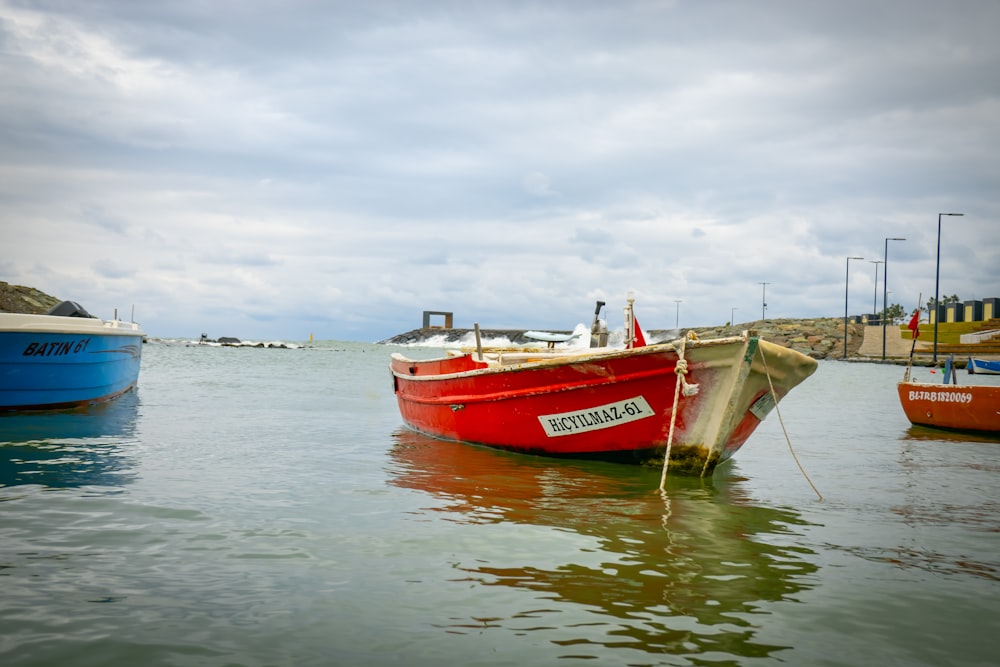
968,358,1000,375
0,313,144,411
897,381,1000,434
391,333,818,475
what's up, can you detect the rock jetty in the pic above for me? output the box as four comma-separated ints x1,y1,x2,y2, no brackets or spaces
382,317,868,361
681,318,866,360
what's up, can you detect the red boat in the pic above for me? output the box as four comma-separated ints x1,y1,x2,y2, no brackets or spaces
898,377,1000,434
390,302,818,475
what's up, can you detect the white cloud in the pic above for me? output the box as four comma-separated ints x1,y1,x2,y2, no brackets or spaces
1,0,998,341
522,171,555,197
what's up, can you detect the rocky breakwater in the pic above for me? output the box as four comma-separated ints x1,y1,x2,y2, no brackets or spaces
383,317,863,360
683,317,862,360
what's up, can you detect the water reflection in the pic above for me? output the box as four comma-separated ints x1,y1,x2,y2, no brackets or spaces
902,424,1000,444
879,430,1000,581
387,430,817,661
0,392,140,488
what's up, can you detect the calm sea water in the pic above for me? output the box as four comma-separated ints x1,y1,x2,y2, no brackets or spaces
1,341,997,667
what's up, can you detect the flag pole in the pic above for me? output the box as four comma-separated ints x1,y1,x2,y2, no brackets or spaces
904,293,921,382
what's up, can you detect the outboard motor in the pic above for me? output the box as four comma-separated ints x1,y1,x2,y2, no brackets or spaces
46,300,95,318
590,300,608,347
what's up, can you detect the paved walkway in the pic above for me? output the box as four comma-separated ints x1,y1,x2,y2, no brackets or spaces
856,324,918,358
856,324,1000,361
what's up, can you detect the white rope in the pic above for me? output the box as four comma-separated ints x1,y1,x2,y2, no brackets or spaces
659,337,700,490
757,344,823,501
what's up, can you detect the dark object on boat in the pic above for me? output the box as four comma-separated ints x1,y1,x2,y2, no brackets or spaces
46,301,95,318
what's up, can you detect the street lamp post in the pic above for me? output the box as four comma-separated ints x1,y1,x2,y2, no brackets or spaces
844,256,864,359
934,212,964,363
758,282,770,320
674,300,682,329
869,259,883,320
882,237,906,360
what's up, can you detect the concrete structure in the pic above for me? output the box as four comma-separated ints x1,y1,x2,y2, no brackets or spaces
422,310,454,329
924,296,999,324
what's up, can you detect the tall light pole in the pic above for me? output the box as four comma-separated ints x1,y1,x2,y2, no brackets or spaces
731,307,738,326
934,212,964,363
759,282,770,320
882,237,906,360
674,300,682,329
869,259,883,319
844,256,864,359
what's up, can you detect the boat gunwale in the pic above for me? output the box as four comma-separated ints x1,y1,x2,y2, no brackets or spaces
897,379,1000,394
395,363,679,405
390,333,752,382
0,312,145,337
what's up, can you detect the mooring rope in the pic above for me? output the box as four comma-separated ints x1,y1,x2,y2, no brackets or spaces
757,344,823,501
659,336,700,491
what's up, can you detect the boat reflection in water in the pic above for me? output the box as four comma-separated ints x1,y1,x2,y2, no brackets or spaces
886,427,1000,580
387,429,818,661
903,424,1000,444
0,391,140,488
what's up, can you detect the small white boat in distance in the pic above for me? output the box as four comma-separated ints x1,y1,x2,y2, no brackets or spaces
968,357,1000,375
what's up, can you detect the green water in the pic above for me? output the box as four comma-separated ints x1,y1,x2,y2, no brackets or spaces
1,341,996,666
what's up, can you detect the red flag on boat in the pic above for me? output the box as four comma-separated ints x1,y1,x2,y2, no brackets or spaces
633,317,647,347
907,310,920,339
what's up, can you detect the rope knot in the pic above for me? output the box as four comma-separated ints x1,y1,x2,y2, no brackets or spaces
674,358,699,396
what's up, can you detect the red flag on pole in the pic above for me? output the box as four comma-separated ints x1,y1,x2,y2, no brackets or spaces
633,317,647,347
907,311,920,339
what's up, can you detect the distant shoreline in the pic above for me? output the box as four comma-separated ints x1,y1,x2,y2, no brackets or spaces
5,281,987,365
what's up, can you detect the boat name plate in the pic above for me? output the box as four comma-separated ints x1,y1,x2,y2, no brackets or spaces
21,338,93,357
906,389,973,404
538,396,655,437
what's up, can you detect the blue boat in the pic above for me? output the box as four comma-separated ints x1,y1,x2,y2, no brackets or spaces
967,357,1000,375
0,301,145,411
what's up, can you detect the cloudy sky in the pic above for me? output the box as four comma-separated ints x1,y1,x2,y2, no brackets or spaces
2,0,998,342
